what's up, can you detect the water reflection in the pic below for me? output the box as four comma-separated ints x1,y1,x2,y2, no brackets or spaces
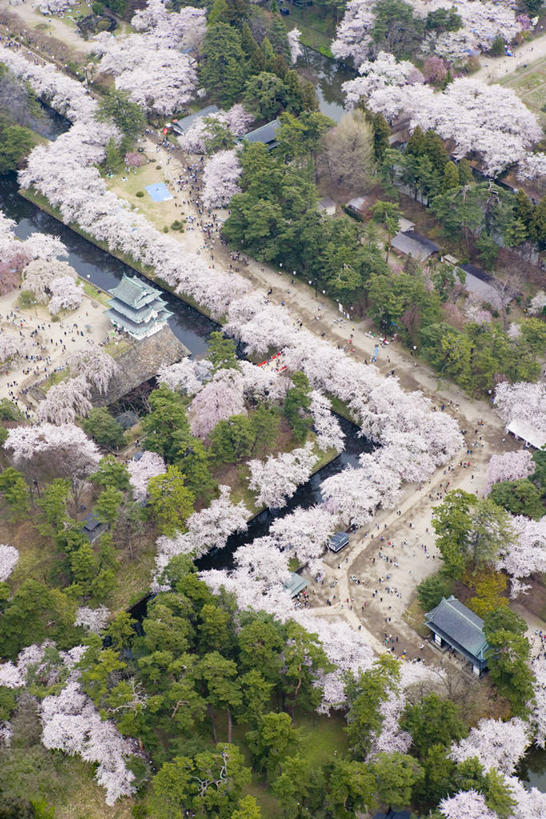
298,46,356,122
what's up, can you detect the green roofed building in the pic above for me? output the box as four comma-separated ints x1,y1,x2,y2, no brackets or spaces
283,572,308,598
107,275,172,339
425,595,489,676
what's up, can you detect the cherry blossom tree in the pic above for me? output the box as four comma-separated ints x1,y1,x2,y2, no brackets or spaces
343,51,423,108
94,33,198,117
226,304,299,357
239,360,289,404
21,258,77,303
48,276,84,314
37,376,93,424
184,486,249,553
4,423,100,485
494,381,546,433
75,606,111,633
177,106,251,155
449,717,531,775
0,545,19,582
40,680,136,805
0,46,97,122
154,485,249,576
309,391,345,452
423,56,447,84
234,537,292,585
269,505,338,565
368,79,542,175
288,28,303,64
248,443,318,509
377,429,437,484
124,152,145,168
200,565,295,616
331,0,375,64
225,104,253,137
157,357,212,395
439,790,496,819
69,348,118,395
0,334,32,363
430,0,523,61
530,655,546,749
465,300,493,325
188,370,246,439
321,452,402,527
487,451,534,489
293,610,375,712
496,515,546,587
127,451,166,502
518,153,546,183
528,291,546,316
202,150,242,209
131,0,206,52
0,661,23,689
504,775,546,819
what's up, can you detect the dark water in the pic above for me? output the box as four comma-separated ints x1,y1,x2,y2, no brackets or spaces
298,46,356,122
0,175,212,356
36,102,70,140
518,746,546,792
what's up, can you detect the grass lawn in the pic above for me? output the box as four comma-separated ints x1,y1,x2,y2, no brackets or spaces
499,55,546,127
108,541,157,612
80,278,111,307
403,598,429,638
108,164,181,234
224,709,348,817
297,710,349,763
103,337,132,358
45,756,134,819
41,366,70,392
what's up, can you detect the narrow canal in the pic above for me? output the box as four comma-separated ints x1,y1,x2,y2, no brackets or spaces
0,173,372,570
3,86,544,791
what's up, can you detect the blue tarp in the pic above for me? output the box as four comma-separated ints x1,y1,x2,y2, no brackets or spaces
145,182,172,202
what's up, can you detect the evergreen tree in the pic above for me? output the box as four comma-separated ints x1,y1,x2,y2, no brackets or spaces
442,161,459,191
200,24,247,106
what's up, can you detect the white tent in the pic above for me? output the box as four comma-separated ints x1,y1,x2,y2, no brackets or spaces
507,419,546,450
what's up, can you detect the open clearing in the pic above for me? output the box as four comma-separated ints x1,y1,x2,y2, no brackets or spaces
498,54,546,127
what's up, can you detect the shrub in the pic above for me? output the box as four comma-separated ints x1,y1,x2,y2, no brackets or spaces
417,572,452,611
17,290,36,308
136,190,144,197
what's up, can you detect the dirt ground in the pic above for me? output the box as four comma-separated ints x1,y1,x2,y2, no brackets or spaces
0,284,114,413
3,0,95,56
475,31,546,83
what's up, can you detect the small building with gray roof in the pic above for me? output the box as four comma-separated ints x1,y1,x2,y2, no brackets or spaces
391,230,441,262
425,595,489,676
241,119,281,150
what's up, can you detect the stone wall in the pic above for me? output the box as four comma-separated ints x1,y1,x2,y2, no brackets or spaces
92,326,189,407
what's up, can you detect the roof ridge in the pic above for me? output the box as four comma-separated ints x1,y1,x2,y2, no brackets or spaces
445,597,483,629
